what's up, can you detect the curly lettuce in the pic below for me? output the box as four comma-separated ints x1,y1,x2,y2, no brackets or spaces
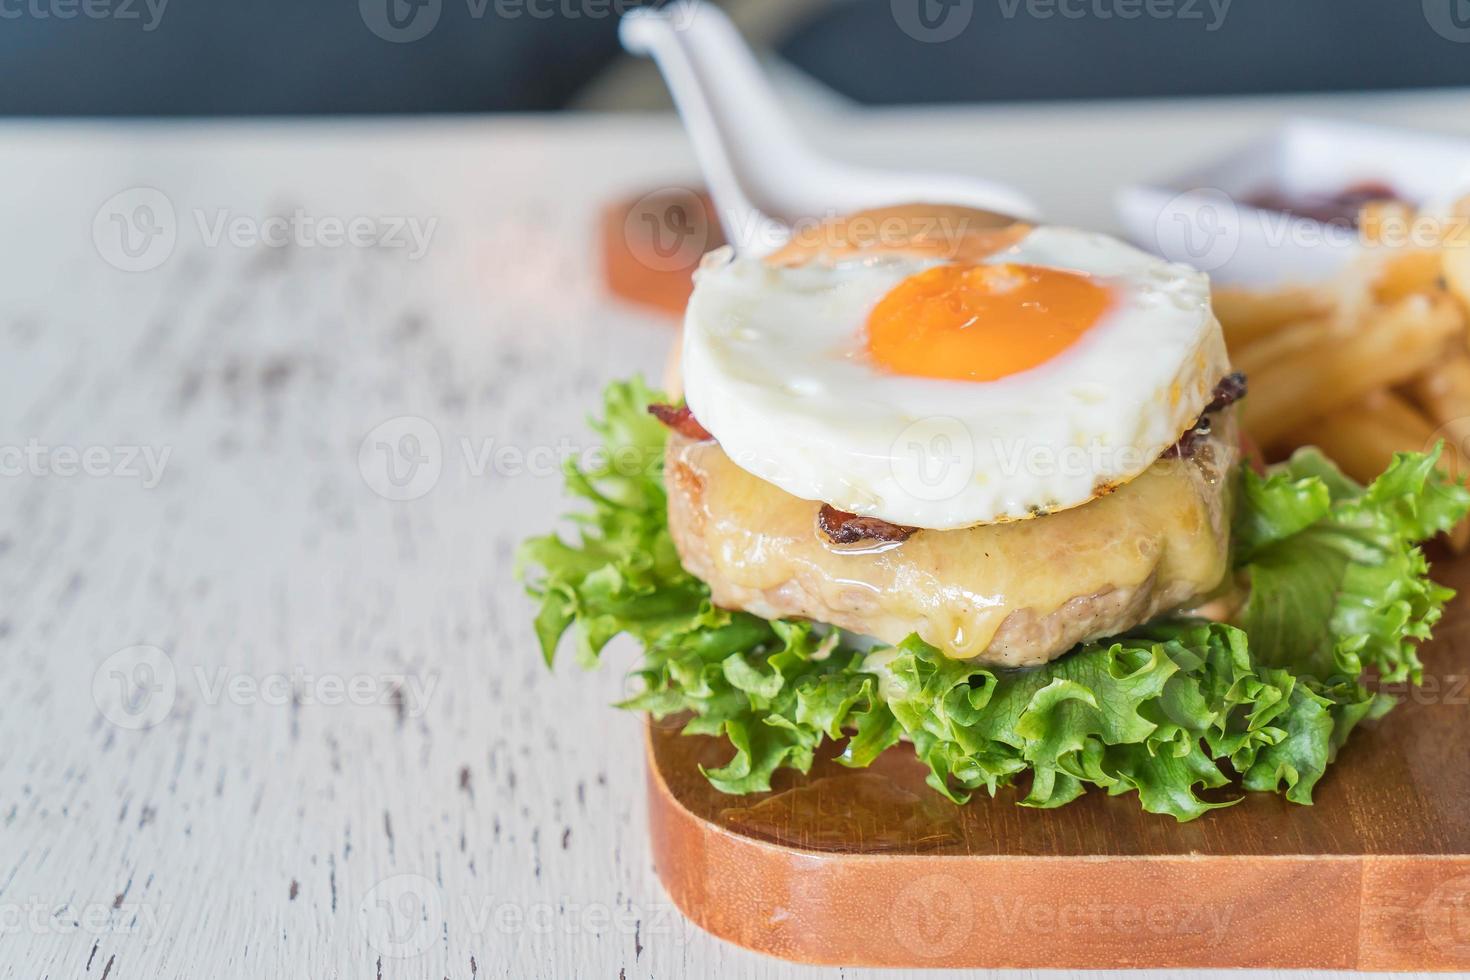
518,379,1470,821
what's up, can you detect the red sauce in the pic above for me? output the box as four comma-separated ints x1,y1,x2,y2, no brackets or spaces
1244,180,1404,228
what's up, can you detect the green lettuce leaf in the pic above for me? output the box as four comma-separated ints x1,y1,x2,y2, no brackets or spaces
1235,447,1468,685
518,379,1468,821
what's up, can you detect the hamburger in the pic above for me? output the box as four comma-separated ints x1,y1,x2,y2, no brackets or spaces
521,206,1468,820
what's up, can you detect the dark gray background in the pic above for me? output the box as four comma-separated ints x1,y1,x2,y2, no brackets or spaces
0,0,1467,114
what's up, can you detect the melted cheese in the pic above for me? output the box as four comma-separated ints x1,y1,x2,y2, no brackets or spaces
666,421,1235,663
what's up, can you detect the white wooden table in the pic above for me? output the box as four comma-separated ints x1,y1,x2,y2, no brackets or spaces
4,91,1470,980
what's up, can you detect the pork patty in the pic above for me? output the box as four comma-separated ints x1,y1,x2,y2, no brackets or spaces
664,415,1237,666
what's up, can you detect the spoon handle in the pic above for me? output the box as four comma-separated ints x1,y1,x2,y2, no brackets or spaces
620,3,794,254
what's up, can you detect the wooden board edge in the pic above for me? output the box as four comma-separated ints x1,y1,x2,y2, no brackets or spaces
1358,855,1470,970
645,726,1470,970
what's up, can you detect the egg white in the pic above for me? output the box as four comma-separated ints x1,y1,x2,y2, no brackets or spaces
680,226,1231,530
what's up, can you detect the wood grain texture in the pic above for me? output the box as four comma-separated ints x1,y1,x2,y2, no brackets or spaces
646,564,1470,971
649,558,1470,975
5,104,1470,979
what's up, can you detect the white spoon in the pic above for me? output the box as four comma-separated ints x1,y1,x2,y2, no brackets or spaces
618,1,1041,257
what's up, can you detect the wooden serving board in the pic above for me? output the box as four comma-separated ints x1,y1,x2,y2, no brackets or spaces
645,558,1470,970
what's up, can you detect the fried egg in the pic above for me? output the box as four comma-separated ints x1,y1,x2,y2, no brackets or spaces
679,223,1230,530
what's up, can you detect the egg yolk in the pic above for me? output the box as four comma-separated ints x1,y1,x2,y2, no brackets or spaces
865,263,1112,381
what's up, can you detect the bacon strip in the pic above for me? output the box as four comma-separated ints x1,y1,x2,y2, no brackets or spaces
817,504,916,545
1165,372,1248,459
648,403,714,442
1204,371,1248,414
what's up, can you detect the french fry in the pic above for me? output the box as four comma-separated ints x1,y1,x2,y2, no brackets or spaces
1293,391,1470,550
1443,243,1470,325
1403,354,1470,529
1212,286,1331,350
1230,316,1334,381
1229,195,1470,550
1365,387,1441,437
1297,392,1434,485
1360,201,1417,246
1404,352,1470,432
1241,293,1465,447
1372,249,1444,304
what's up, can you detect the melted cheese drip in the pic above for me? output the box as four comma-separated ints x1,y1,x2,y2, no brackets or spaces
668,426,1234,663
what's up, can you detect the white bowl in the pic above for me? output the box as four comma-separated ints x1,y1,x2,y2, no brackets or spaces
1116,117,1470,287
